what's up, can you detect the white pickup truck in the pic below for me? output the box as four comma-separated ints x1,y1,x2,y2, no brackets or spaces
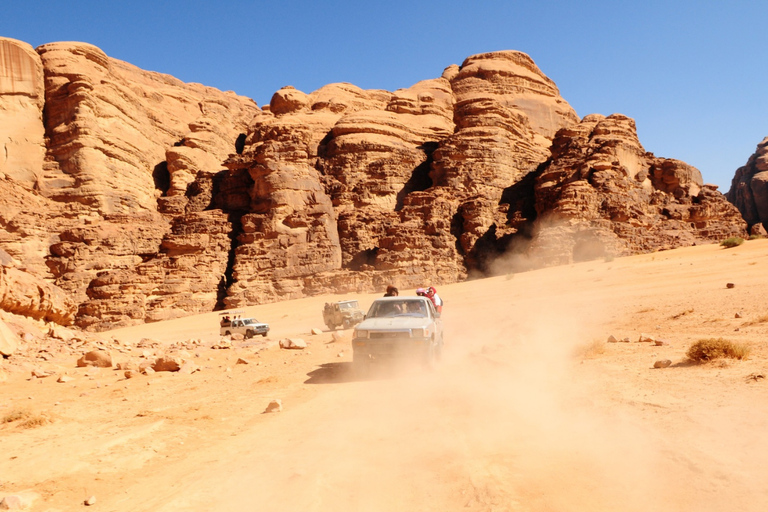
219,311,269,339
352,296,443,370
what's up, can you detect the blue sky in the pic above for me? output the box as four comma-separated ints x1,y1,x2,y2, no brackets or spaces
2,0,764,191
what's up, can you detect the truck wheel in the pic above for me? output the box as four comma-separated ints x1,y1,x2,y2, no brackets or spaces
245,329,254,339
224,331,231,336
262,332,268,337
342,319,351,329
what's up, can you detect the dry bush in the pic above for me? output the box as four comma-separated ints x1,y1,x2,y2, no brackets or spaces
2,409,29,424
720,237,745,248
2,409,51,429
20,415,51,429
686,338,750,362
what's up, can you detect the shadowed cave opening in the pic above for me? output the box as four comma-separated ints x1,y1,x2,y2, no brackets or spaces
210,169,255,310
235,133,246,155
152,162,170,196
395,142,438,211
348,247,379,271
215,211,244,311
463,167,541,276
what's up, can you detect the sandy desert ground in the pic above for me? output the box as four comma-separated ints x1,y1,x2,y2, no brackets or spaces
2,240,768,511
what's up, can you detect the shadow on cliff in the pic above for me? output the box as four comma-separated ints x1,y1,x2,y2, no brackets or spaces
394,142,437,211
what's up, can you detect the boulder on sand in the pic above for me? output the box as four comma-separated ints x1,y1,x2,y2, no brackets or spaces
76,350,112,368
279,338,307,350
0,319,19,357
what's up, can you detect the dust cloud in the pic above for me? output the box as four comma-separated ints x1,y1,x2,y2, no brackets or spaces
152,288,672,512
144,247,768,512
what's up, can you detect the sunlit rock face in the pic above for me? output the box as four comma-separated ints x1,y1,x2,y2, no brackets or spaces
527,114,746,267
0,38,45,187
727,137,768,232
0,39,747,329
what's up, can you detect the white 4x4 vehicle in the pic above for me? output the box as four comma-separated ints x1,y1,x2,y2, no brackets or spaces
219,311,269,339
352,296,443,369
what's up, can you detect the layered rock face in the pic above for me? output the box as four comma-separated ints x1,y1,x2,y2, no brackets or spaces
37,41,258,213
0,248,76,325
726,137,768,231
525,114,746,266
0,37,258,329
0,38,46,186
0,39,748,330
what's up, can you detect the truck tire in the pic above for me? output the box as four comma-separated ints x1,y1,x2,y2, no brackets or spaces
262,332,268,337
342,318,351,329
224,330,231,336
245,329,254,339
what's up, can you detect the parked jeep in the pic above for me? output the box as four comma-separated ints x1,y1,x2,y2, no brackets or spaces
219,311,269,338
352,296,443,370
323,300,364,330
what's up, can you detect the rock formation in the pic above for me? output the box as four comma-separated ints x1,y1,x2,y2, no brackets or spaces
523,114,746,267
727,137,768,232
0,38,46,187
0,37,748,330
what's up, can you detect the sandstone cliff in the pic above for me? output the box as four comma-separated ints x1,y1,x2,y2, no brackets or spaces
726,137,768,233
0,37,747,330
524,114,746,267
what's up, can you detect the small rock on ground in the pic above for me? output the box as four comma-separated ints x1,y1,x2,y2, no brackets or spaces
264,399,282,413
279,338,306,350
77,350,112,368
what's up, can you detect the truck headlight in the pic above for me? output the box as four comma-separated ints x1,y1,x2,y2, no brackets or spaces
354,329,368,339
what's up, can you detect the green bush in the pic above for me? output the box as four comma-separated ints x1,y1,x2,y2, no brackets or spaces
720,237,745,248
686,338,750,362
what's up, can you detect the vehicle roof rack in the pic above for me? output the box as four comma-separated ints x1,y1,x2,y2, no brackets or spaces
218,310,245,316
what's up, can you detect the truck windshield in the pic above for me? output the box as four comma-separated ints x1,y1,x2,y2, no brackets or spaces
367,300,427,318
339,301,358,310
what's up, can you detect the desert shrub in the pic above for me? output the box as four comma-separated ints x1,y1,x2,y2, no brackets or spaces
686,338,750,362
2,409,50,429
749,234,765,240
720,237,745,248
19,415,51,429
2,410,28,423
